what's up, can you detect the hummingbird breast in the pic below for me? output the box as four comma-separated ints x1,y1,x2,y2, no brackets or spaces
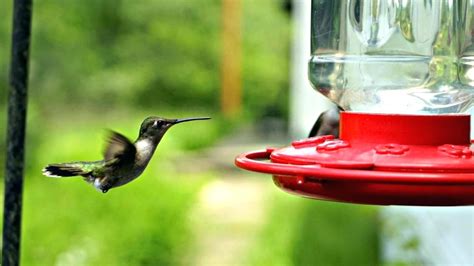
112,138,157,186
95,138,158,191
135,138,158,166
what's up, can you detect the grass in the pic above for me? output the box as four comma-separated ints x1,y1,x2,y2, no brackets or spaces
20,171,210,265
247,191,380,266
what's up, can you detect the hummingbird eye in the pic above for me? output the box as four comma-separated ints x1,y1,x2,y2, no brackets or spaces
152,120,164,128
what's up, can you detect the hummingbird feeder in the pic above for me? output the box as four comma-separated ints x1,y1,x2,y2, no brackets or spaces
236,0,474,206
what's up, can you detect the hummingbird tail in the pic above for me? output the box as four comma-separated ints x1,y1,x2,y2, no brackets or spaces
42,163,91,178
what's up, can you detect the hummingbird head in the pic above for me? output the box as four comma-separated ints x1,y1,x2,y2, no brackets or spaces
138,116,211,141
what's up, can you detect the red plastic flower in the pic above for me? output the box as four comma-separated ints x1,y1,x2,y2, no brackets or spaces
292,135,335,148
438,144,472,158
375,144,409,155
316,140,350,152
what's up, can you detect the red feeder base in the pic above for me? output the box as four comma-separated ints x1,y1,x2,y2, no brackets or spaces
235,112,474,206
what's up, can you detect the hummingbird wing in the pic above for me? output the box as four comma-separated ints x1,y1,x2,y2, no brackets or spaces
103,131,136,164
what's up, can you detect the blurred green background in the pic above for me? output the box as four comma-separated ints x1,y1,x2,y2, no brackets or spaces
0,0,379,265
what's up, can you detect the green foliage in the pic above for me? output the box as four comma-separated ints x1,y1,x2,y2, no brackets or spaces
247,194,380,266
242,0,291,118
20,173,206,265
0,0,290,120
27,0,217,109
0,1,12,104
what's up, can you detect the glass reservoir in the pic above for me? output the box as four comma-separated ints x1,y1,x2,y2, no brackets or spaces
309,0,474,114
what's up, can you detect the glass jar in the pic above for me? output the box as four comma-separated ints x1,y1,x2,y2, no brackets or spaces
309,0,474,114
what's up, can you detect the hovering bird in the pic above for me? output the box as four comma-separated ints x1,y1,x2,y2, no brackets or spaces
308,106,341,137
42,116,210,193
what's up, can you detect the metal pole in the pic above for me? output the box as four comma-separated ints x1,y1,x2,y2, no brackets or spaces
3,0,33,265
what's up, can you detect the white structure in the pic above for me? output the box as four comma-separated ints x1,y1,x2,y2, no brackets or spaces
382,207,473,265
289,0,333,138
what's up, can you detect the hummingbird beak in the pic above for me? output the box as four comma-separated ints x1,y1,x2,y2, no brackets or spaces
173,117,211,124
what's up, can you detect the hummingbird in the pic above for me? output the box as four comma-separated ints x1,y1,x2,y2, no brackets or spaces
42,116,211,193
308,106,341,138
